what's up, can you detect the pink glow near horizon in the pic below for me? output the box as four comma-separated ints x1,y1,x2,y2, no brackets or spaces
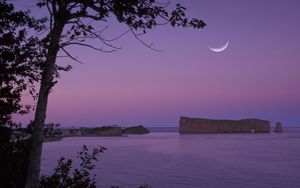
15,0,300,127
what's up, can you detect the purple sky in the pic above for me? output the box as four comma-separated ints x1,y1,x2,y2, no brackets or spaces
15,0,300,127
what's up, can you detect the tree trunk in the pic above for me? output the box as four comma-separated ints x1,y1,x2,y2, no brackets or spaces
25,19,65,188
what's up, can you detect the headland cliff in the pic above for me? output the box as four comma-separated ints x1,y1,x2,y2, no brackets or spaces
179,117,270,134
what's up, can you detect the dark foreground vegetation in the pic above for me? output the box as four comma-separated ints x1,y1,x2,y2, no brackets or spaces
0,0,205,187
1,125,150,188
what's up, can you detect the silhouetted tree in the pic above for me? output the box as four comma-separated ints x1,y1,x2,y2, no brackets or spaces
0,0,45,127
26,1,206,187
0,1,46,187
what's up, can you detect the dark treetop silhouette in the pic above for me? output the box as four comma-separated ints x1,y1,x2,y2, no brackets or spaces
0,0,45,127
0,1,46,187
25,1,206,187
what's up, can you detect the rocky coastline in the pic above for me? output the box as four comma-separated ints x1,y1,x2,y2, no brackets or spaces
61,125,150,137
122,125,150,134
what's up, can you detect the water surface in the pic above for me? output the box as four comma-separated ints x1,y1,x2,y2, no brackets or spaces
42,128,300,188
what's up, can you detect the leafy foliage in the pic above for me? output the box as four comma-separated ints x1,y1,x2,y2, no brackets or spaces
0,0,46,126
43,122,61,138
37,0,206,57
40,145,107,188
27,121,62,138
0,126,31,188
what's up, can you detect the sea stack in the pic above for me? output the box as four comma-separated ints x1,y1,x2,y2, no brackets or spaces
179,116,270,134
274,122,283,133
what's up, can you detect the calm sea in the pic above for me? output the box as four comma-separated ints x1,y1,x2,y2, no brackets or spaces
41,127,300,188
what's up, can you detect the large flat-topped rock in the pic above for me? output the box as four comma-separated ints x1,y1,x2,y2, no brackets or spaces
179,117,270,134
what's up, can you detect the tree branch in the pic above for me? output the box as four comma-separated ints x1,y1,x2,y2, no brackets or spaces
61,47,84,64
103,29,131,42
129,27,162,52
46,0,53,33
78,23,122,50
60,42,117,53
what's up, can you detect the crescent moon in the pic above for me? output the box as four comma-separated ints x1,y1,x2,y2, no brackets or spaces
209,41,229,52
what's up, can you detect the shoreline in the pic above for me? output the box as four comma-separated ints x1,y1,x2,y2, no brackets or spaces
43,134,130,142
